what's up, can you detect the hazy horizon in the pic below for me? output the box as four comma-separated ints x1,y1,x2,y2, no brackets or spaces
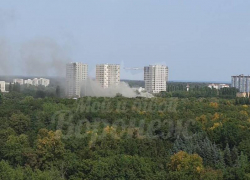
1,1,250,82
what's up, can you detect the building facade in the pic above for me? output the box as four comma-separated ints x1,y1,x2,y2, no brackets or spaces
38,78,50,87
208,83,229,90
144,65,168,93
23,78,50,87
0,81,6,92
231,75,250,93
13,79,24,85
96,64,120,88
24,79,33,85
66,62,88,97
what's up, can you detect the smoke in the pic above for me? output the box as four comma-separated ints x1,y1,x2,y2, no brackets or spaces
0,39,12,75
20,38,70,77
0,8,15,30
81,78,137,98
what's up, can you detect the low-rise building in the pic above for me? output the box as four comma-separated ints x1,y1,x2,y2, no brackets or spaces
24,78,50,87
24,79,33,85
208,84,229,90
38,78,50,87
0,81,6,92
13,79,24,85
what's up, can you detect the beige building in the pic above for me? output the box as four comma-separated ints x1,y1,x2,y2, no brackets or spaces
236,92,250,98
144,65,168,93
66,62,88,97
96,64,120,88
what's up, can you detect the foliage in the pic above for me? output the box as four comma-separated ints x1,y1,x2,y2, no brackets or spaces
0,93,249,179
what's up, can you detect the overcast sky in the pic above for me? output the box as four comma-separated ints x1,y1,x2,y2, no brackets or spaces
0,0,250,82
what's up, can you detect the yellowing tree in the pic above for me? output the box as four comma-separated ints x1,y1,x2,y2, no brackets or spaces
36,129,65,169
169,151,204,178
210,102,219,109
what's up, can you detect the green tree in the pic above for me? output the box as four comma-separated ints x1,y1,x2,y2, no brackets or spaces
3,134,30,166
224,144,232,167
56,86,61,98
9,113,31,134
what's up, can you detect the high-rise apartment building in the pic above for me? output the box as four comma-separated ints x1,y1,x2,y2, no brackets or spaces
144,65,168,93
231,75,250,93
66,62,88,97
96,64,120,88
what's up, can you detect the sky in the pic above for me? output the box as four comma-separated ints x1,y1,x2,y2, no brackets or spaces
0,0,250,82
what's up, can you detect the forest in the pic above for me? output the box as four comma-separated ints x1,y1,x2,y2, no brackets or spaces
1,85,250,179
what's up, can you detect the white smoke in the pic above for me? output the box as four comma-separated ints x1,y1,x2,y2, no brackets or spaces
81,78,137,98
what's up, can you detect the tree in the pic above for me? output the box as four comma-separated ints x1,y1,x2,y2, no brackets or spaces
36,129,65,169
36,90,46,98
9,113,31,135
56,86,61,98
224,144,232,167
231,146,239,166
168,151,204,179
3,134,30,166
9,83,12,92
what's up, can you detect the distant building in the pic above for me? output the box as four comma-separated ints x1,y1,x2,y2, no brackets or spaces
96,64,120,88
13,79,24,85
231,75,250,93
32,78,39,86
208,83,229,90
66,62,88,98
144,65,168,93
0,81,6,92
236,92,250,98
38,78,50,87
23,78,50,87
186,84,190,92
24,79,33,85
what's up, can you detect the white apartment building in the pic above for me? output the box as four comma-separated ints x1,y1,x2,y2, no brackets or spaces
66,62,88,98
96,64,120,88
32,78,39,86
13,79,24,85
23,78,50,87
208,83,229,90
24,79,33,85
0,81,6,92
38,78,50,87
144,65,168,93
